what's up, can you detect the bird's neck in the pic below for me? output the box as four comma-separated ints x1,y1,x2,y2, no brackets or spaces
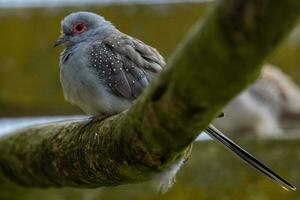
93,21,117,40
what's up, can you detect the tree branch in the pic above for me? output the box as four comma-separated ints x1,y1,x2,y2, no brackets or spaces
1,0,299,188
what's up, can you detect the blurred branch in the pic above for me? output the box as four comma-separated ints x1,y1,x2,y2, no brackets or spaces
0,0,300,188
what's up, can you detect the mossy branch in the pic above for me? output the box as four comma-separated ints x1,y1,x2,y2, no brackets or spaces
0,0,299,188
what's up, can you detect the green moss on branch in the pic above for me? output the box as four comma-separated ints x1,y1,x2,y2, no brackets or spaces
0,0,300,188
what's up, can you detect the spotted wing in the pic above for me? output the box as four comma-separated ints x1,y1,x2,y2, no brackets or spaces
88,34,165,100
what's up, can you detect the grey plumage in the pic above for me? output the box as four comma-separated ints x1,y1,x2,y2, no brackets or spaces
55,11,295,192
88,34,163,100
57,12,164,115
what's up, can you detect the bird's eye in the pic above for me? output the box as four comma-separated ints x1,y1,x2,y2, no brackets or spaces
72,22,87,34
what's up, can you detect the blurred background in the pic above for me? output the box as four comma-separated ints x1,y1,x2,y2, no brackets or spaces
0,0,300,199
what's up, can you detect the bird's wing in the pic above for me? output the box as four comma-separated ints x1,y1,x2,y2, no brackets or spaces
87,33,165,99
104,33,165,79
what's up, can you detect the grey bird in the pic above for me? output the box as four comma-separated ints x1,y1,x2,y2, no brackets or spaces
55,11,296,192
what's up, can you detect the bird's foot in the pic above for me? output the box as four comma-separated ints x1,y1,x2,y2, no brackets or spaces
88,113,112,123
80,114,112,131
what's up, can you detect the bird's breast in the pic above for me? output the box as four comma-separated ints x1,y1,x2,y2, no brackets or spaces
59,46,131,115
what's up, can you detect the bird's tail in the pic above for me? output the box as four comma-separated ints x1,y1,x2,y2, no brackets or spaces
205,125,296,191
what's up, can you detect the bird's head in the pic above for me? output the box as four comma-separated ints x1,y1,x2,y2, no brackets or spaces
54,11,114,47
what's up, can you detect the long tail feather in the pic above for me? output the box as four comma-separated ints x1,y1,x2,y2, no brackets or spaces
205,125,296,191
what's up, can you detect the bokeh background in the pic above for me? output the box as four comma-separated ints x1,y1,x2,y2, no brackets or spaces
1,1,300,116
0,1,300,199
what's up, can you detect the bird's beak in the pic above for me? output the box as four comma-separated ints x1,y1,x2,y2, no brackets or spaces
54,34,68,47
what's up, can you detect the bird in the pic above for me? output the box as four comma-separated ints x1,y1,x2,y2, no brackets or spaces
54,11,296,192
213,64,300,138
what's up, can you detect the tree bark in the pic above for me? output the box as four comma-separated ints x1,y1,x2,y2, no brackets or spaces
0,0,299,188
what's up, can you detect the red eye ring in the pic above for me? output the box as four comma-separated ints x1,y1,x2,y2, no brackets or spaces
72,22,87,34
